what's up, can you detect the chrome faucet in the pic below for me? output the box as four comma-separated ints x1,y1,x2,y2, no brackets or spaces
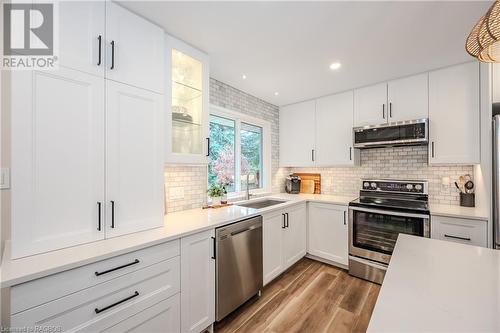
246,171,257,201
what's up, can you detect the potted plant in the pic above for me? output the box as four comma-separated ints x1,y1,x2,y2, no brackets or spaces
207,184,224,206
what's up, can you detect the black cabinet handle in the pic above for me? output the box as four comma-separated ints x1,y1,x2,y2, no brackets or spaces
311,149,315,162
97,35,102,66
282,214,286,228
95,259,140,276
389,102,392,118
343,211,347,225
211,237,216,259
95,291,139,314
97,202,102,231
431,142,435,158
349,147,352,161
206,138,210,157
110,40,115,70
382,104,385,119
444,234,471,241
111,200,115,228
285,213,289,228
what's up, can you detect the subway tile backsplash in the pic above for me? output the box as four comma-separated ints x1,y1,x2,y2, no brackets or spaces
287,145,473,206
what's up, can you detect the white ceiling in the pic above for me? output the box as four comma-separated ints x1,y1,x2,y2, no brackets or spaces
121,1,490,106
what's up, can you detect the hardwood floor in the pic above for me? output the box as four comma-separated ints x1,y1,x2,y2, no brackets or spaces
215,258,380,333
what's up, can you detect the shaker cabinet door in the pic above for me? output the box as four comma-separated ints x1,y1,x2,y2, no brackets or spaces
11,68,105,258
105,80,164,238
283,204,307,268
263,211,285,285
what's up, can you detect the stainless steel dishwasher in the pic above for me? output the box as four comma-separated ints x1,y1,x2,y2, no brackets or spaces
215,215,263,321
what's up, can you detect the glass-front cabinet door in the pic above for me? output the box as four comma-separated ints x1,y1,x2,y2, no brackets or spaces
165,35,209,164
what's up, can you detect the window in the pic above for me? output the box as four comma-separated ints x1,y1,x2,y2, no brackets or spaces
208,106,271,196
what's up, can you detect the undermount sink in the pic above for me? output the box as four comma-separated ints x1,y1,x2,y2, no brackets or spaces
236,199,287,209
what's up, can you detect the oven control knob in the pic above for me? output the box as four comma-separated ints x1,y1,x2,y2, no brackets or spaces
406,184,414,191
415,184,423,191
363,182,370,189
370,182,377,189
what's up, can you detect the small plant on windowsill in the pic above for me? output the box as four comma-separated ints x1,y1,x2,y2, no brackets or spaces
207,184,225,206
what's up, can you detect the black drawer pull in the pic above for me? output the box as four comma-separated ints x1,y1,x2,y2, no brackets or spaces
444,234,471,241
95,259,140,276
95,291,139,314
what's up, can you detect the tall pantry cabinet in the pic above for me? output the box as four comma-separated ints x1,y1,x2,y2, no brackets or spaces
10,1,165,258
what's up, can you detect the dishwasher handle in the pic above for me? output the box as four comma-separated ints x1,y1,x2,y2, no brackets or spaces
230,224,261,236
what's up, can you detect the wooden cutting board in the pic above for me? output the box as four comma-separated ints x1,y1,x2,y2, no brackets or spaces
293,173,321,194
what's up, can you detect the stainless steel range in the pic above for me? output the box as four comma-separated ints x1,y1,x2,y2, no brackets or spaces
348,179,430,284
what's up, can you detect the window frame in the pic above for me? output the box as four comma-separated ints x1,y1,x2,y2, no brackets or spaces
209,104,272,198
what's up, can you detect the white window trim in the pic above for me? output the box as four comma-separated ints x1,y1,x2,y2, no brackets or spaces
209,104,272,199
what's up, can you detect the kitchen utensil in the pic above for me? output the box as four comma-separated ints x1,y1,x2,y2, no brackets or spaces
464,180,475,194
454,182,463,193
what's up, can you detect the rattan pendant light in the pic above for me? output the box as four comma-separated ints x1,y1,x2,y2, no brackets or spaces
466,1,500,62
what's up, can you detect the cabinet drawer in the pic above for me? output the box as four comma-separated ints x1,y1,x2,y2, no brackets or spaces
431,216,487,247
11,257,180,330
101,293,180,333
11,240,179,314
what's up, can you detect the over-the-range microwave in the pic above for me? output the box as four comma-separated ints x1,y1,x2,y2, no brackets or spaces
353,118,428,149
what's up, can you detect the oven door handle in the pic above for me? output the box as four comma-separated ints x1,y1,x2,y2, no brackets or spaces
349,206,429,219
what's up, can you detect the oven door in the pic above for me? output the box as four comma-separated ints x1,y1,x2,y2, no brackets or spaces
348,206,430,264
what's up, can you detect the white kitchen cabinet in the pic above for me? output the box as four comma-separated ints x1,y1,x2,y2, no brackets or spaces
105,81,164,238
283,204,307,268
102,294,180,333
315,91,359,166
279,100,316,167
165,35,210,164
428,62,480,165
353,82,387,127
105,1,164,93
263,203,306,285
431,215,487,247
181,230,215,333
58,1,105,76
10,68,105,258
263,211,285,285
308,203,348,266
387,73,428,122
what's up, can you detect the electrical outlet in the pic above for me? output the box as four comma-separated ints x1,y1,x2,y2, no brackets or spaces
0,168,10,189
169,187,184,200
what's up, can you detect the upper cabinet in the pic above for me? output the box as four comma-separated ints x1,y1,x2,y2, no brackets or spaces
280,100,316,167
315,91,359,166
354,73,428,127
353,83,387,127
57,1,164,94
165,35,210,164
428,62,480,165
280,93,359,168
387,73,428,122
106,2,164,93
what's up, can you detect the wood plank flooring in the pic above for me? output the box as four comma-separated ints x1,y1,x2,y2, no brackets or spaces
215,258,380,333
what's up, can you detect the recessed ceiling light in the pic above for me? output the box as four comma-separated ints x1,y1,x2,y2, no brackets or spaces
329,62,341,70
274,92,279,96
242,74,247,79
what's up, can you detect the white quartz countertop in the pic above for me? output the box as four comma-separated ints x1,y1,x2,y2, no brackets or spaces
0,193,353,287
430,203,488,221
368,234,500,333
